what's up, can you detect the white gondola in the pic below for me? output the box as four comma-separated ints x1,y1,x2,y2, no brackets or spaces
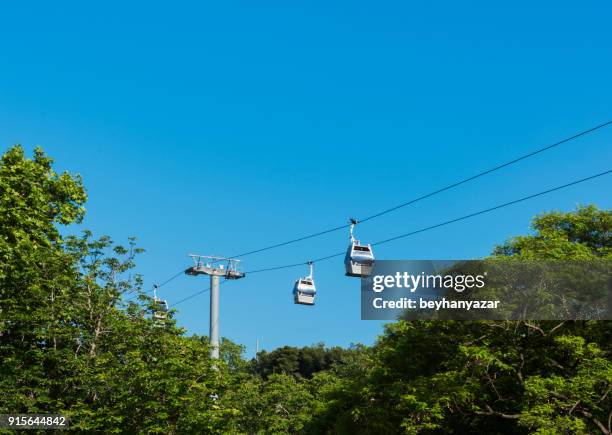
153,297,168,319
293,262,316,305
152,285,169,326
344,219,375,277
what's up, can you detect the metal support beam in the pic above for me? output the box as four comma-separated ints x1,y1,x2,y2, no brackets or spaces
210,274,220,359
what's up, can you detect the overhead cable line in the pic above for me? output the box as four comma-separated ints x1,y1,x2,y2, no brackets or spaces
163,169,611,306
171,279,229,308
125,268,186,302
146,121,612,304
244,169,612,274
156,269,186,288
170,167,610,308
226,120,612,259
171,287,210,307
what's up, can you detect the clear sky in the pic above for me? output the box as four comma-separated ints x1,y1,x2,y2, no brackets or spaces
1,1,611,357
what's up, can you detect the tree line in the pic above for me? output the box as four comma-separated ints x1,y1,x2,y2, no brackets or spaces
0,145,610,433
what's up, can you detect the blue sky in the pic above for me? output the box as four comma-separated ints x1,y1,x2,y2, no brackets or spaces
1,1,611,357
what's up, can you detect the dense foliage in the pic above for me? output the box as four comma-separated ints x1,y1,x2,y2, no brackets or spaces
250,343,365,379
0,146,610,433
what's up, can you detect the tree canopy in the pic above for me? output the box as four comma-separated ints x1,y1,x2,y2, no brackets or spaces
1,145,610,434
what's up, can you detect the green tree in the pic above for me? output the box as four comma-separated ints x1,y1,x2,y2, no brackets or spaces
252,343,363,379
0,145,86,414
493,205,611,259
224,372,315,433
0,146,236,433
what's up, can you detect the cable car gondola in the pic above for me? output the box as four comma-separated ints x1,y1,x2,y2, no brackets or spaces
344,219,375,277
152,285,169,326
293,262,316,305
152,297,169,326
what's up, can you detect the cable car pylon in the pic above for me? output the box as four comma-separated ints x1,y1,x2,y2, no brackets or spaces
185,255,245,359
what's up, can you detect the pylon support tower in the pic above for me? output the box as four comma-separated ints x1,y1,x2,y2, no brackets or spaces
185,255,245,359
